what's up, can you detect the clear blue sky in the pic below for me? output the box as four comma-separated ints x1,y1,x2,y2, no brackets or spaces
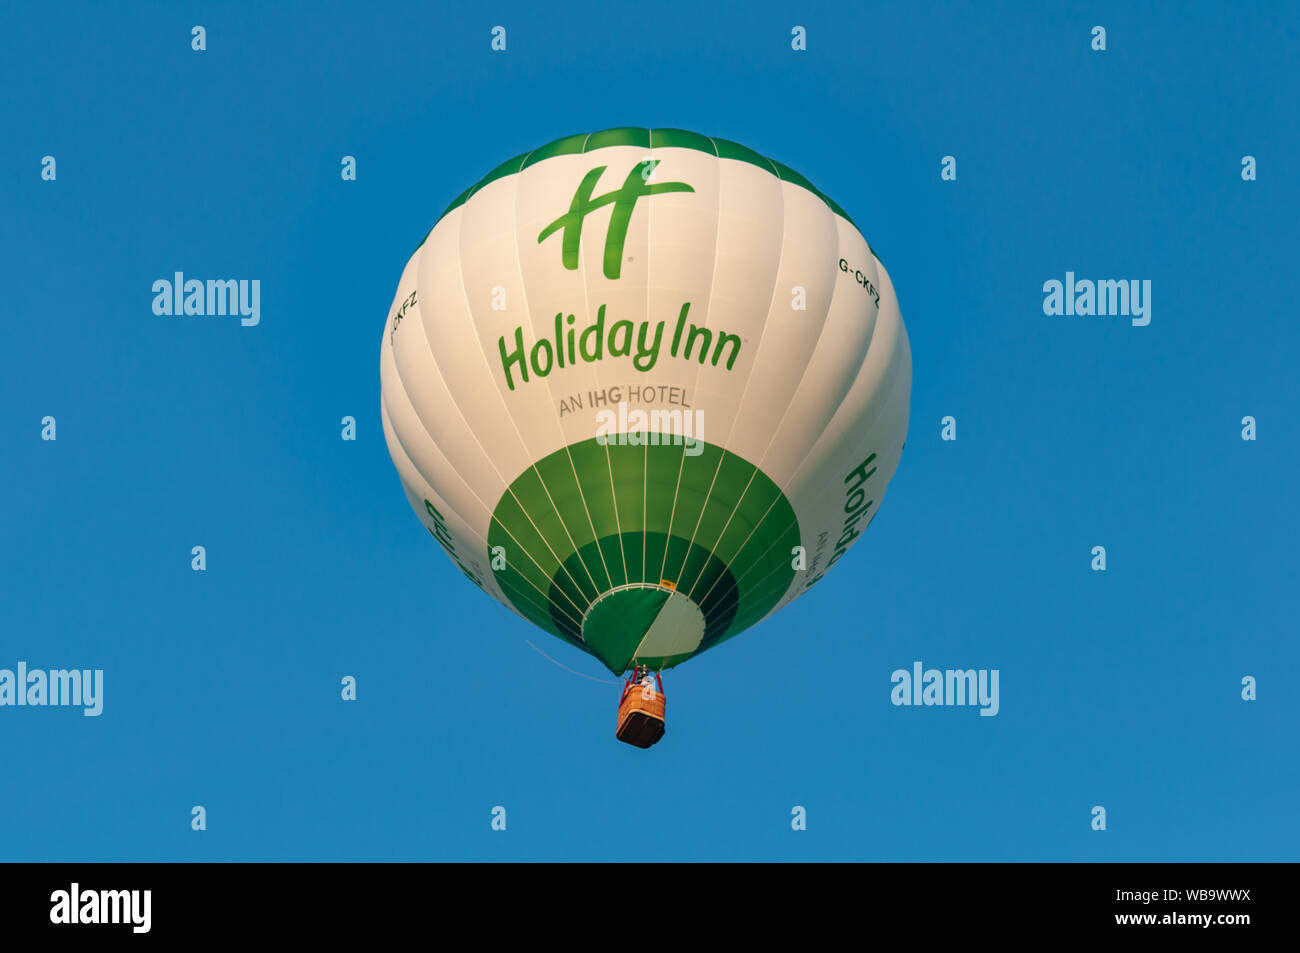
2,1,1296,861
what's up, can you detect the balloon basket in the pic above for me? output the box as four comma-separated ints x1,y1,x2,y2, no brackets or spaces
616,669,666,749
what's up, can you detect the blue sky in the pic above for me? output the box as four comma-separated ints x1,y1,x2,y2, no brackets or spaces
1,0,1296,860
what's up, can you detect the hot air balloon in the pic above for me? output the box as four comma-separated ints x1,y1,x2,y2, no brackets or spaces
379,128,910,746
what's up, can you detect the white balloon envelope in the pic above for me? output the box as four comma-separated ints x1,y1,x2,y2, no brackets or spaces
380,127,911,675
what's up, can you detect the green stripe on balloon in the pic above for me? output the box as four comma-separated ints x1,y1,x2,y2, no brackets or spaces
487,438,799,673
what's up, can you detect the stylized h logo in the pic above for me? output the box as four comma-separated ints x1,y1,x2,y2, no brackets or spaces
538,161,694,279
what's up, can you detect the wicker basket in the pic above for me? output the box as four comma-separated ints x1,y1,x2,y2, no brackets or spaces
616,681,667,748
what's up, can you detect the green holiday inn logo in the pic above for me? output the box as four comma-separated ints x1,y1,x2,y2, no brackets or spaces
496,160,742,392
538,161,693,280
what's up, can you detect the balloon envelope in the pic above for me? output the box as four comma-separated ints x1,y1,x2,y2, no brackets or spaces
381,128,910,674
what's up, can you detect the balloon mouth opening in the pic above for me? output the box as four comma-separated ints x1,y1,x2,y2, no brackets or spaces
580,583,706,673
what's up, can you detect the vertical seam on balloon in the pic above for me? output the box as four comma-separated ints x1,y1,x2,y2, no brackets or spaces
697,500,790,626
380,393,511,611
433,205,601,615
683,186,830,608
675,158,788,608
388,297,591,634
549,157,620,598
620,128,677,668
538,132,623,596
642,440,648,590
692,491,781,608
638,132,657,591
586,145,632,592
641,136,671,593
689,184,845,620
577,131,616,582
723,190,847,523
681,466,761,603
722,256,893,630
665,131,742,614
383,291,589,634
698,280,902,629
675,157,789,603
735,343,908,625
601,432,629,586
718,234,888,617
381,390,565,625
699,353,908,630
599,141,633,589
654,150,724,589
505,146,619,601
